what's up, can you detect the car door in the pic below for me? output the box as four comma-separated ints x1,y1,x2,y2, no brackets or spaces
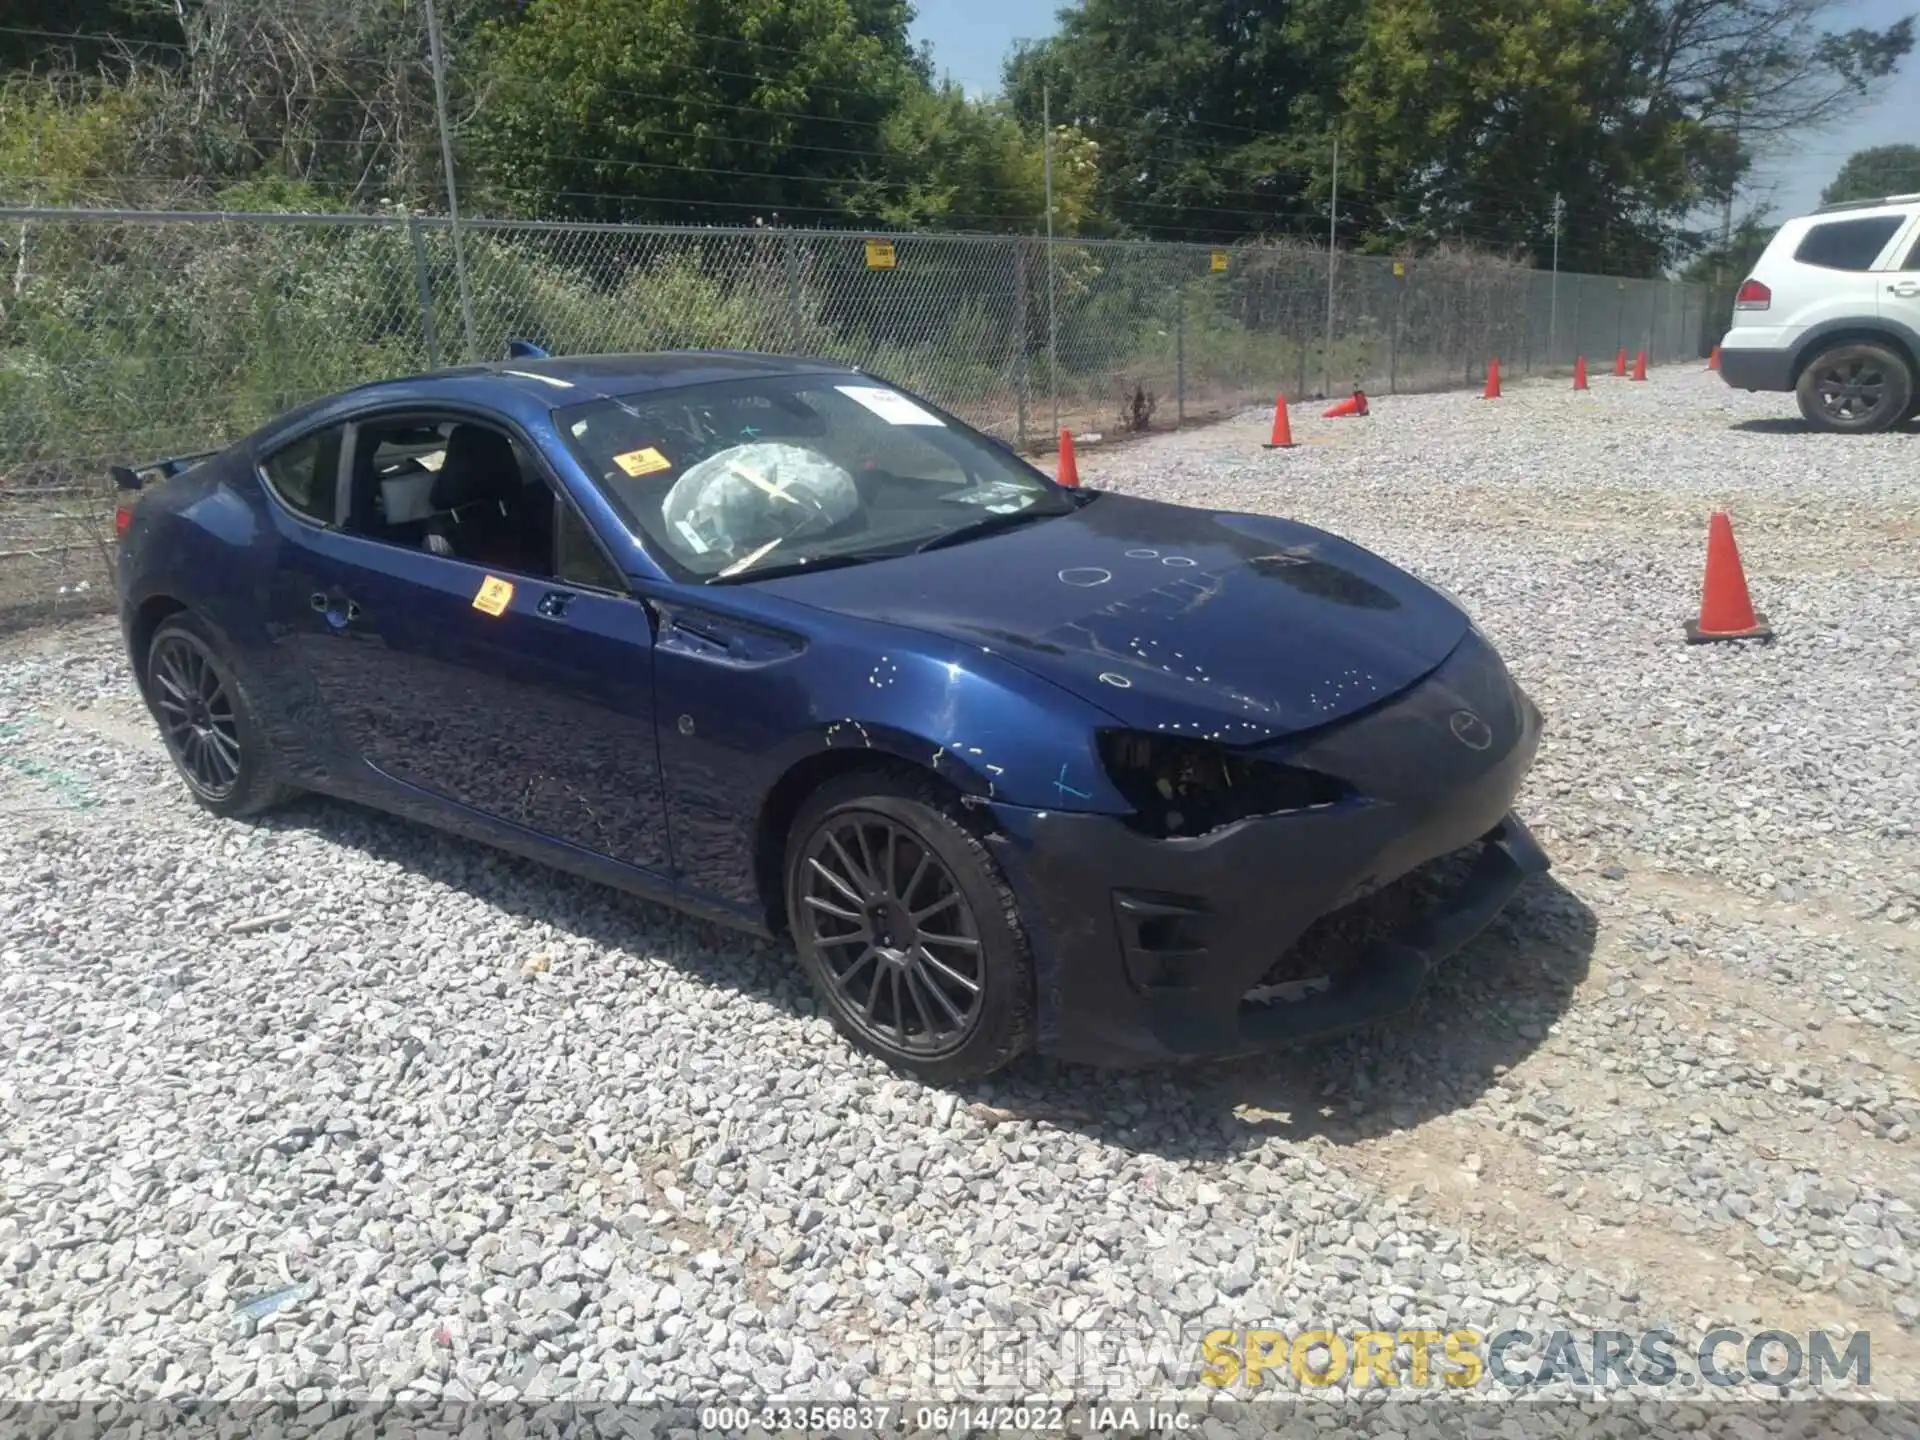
259,406,672,877
1882,215,1920,340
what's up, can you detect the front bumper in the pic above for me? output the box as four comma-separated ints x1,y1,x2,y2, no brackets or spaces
987,630,1551,1065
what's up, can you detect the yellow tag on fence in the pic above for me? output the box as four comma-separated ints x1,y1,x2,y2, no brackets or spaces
613,446,671,477
472,575,514,616
1393,261,1406,278
1210,250,1229,272
865,239,897,270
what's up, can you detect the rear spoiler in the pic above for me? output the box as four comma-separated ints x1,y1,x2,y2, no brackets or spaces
109,449,219,493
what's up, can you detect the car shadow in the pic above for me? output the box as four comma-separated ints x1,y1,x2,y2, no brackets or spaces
250,794,1594,1164
973,872,1597,1159
1732,416,1920,435
248,792,823,1013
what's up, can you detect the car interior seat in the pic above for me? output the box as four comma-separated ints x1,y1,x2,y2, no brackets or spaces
423,424,537,571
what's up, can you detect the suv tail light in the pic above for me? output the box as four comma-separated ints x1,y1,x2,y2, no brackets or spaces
114,504,134,536
1734,279,1771,311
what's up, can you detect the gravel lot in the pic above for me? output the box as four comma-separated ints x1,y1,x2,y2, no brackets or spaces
2,367,1917,1420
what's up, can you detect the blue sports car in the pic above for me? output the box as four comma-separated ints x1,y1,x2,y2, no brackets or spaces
112,348,1548,1080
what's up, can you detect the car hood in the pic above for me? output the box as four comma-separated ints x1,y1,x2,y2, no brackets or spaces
761,493,1471,743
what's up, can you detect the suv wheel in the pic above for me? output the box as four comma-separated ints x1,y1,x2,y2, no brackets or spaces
1795,341,1914,434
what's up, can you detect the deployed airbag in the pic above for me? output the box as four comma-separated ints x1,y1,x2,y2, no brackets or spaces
660,442,859,560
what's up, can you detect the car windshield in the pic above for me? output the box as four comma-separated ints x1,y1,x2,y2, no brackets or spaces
554,375,1078,581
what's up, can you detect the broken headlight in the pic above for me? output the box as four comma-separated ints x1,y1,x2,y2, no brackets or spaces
1096,729,1353,839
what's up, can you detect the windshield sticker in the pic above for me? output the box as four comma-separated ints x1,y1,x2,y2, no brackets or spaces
835,385,945,427
472,575,514,616
613,446,672,478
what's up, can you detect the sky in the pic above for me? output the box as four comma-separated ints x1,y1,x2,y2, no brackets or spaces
909,0,1919,222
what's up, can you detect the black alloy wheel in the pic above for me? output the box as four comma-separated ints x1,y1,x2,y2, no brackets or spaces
150,630,243,800
799,810,985,1056
1796,342,1914,434
144,614,292,817
785,771,1034,1081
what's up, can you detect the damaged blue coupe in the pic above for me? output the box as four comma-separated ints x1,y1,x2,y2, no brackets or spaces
113,349,1548,1080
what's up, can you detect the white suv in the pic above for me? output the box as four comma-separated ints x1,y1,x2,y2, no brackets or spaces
1718,192,1920,433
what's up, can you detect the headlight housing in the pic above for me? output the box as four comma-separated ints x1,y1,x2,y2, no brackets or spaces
1096,729,1353,839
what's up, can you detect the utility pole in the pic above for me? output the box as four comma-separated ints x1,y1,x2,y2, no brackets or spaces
1322,133,1339,398
1043,83,1060,439
423,0,476,361
1713,101,1742,307
1543,195,1564,372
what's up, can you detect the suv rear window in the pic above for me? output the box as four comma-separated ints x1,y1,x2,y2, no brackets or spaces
1793,216,1904,271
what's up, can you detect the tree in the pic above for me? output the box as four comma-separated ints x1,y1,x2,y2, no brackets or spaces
853,82,1099,233
1002,0,1360,243
0,0,179,78
464,0,924,225
1338,0,1913,275
1682,211,1775,285
1822,144,1920,205
1,0,519,211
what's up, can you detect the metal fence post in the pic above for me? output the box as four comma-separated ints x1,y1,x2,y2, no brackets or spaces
783,232,802,355
1388,269,1402,395
406,216,442,369
1013,240,1030,450
1175,284,1186,426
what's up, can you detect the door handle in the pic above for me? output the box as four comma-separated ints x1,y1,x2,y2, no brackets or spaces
309,591,360,627
1890,283,1920,297
537,589,576,618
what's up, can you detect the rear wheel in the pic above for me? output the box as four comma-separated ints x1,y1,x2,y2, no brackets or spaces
1795,342,1914,434
785,770,1033,1082
146,614,292,817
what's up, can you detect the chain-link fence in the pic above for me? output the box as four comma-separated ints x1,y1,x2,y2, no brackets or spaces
0,207,1709,629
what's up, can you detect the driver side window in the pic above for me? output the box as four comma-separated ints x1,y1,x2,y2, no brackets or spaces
340,414,622,591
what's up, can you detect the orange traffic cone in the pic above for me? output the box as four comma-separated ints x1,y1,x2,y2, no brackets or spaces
1262,395,1295,449
1613,348,1628,377
1632,350,1648,382
1056,428,1079,487
1685,512,1772,643
1323,389,1369,419
1482,359,1502,400
1708,346,1721,371
1573,356,1589,390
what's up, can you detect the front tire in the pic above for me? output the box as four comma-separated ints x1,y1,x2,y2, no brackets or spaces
785,770,1034,1082
145,614,292,818
1795,342,1914,434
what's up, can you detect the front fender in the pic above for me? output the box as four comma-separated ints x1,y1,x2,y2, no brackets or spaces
653,599,1133,921
765,642,1132,812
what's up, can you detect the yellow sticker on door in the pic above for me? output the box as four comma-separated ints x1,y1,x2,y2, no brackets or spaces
613,446,672,478
472,575,514,616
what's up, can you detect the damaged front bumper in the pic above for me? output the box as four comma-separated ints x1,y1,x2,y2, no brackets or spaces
985,628,1550,1065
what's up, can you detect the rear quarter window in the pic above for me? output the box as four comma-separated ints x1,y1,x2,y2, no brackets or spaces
259,426,343,524
1793,216,1904,271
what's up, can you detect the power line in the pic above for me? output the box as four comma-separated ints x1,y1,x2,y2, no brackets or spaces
0,24,185,52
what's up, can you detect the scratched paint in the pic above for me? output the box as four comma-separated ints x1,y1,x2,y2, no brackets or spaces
824,719,874,749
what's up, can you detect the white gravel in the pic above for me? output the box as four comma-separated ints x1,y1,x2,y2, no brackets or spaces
1,367,1917,1421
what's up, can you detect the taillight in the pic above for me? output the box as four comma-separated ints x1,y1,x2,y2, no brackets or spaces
1735,279,1770,310
114,504,133,536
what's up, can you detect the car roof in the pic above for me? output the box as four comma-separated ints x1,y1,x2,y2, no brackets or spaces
1811,192,1920,216
247,349,866,452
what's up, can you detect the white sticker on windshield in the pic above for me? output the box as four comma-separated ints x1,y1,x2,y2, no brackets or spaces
835,385,945,427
